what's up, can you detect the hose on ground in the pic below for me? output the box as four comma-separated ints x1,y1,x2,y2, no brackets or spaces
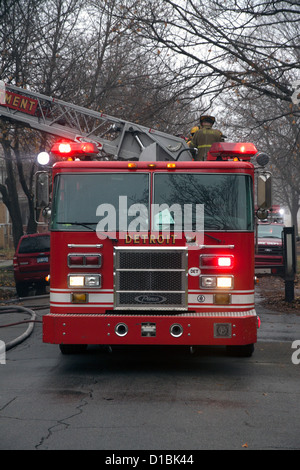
0,306,39,351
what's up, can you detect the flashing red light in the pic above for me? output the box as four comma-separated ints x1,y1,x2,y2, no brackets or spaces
51,141,99,159
58,143,72,153
200,255,234,268
207,142,258,161
217,256,232,267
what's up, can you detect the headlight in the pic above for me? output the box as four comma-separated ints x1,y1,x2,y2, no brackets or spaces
68,274,101,288
217,277,233,288
200,276,217,288
85,275,101,287
200,275,233,289
69,275,85,287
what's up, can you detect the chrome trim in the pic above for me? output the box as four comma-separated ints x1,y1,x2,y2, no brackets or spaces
68,244,103,248
199,245,235,249
115,323,129,337
170,323,184,337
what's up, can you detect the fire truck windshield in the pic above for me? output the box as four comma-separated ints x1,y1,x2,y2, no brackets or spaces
51,172,253,232
153,173,253,231
257,224,283,239
51,173,149,232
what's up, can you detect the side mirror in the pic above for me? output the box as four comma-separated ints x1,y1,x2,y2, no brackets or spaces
256,208,269,220
257,171,272,210
34,171,50,223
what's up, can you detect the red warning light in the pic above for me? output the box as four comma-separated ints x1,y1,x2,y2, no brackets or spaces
207,142,258,161
58,143,72,153
51,141,99,159
200,255,234,268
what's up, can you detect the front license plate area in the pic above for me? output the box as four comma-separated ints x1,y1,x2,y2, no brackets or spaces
141,322,156,337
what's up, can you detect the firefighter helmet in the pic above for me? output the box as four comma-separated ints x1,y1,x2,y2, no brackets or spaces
200,115,215,125
190,126,199,135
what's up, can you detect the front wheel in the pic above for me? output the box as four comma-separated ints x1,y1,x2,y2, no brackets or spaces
226,344,254,357
59,344,88,355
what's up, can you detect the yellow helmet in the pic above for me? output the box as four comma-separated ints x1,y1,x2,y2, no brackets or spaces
190,126,199,135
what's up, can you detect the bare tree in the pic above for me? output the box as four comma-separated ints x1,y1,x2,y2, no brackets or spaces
0,0,85,245
0,0,196,246
116,0,300,226
117,0,300,113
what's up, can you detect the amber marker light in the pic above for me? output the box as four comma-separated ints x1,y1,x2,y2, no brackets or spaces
71,293,87,303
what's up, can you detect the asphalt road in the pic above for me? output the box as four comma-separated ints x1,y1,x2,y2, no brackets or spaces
0,291,300,452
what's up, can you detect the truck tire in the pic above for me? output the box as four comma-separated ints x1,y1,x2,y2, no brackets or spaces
59,344,87,354
226,343,254,357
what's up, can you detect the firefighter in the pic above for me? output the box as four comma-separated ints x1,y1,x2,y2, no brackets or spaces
189,115,223,161
187,126,199,146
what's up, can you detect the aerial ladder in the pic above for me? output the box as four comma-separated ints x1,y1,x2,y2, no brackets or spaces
0,81,191,162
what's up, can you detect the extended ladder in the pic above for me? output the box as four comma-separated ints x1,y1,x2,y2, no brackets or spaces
0,82,191,161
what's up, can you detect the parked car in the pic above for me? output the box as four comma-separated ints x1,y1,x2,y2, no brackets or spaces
13,232,50,296
255,223,284,275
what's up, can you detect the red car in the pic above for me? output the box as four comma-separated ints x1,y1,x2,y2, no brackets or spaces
255,223,284,275
13,232,50,296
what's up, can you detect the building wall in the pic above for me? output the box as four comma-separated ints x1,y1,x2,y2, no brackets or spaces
0,202,13,250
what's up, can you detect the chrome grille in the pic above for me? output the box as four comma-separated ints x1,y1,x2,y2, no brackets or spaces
258,245,283,255
114,247,188,310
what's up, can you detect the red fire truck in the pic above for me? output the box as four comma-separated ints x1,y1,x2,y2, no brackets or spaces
0,82,272,357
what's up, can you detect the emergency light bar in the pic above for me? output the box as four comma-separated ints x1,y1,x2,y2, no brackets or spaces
207,142,258,161
51,141,99,159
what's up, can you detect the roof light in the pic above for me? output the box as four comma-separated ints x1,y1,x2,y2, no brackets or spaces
128,162,137,169
167,163,176,169
207,142,258,161
58,143,72,153
51,141,99,159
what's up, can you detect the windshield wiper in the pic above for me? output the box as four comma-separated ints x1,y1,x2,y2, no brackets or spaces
56,222,118,242
57,221,96,231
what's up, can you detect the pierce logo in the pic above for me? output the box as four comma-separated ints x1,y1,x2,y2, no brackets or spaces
135,294,167,304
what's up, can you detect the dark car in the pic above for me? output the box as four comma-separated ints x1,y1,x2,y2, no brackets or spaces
13,232,50,296
255,223,284,275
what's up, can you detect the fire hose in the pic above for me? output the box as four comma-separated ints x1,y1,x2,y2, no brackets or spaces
0,306,42,350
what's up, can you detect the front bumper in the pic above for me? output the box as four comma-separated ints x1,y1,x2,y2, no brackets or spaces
43,310,258,346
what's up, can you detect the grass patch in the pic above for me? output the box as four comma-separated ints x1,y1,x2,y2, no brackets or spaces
0,248,15,259
0,266,15,287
